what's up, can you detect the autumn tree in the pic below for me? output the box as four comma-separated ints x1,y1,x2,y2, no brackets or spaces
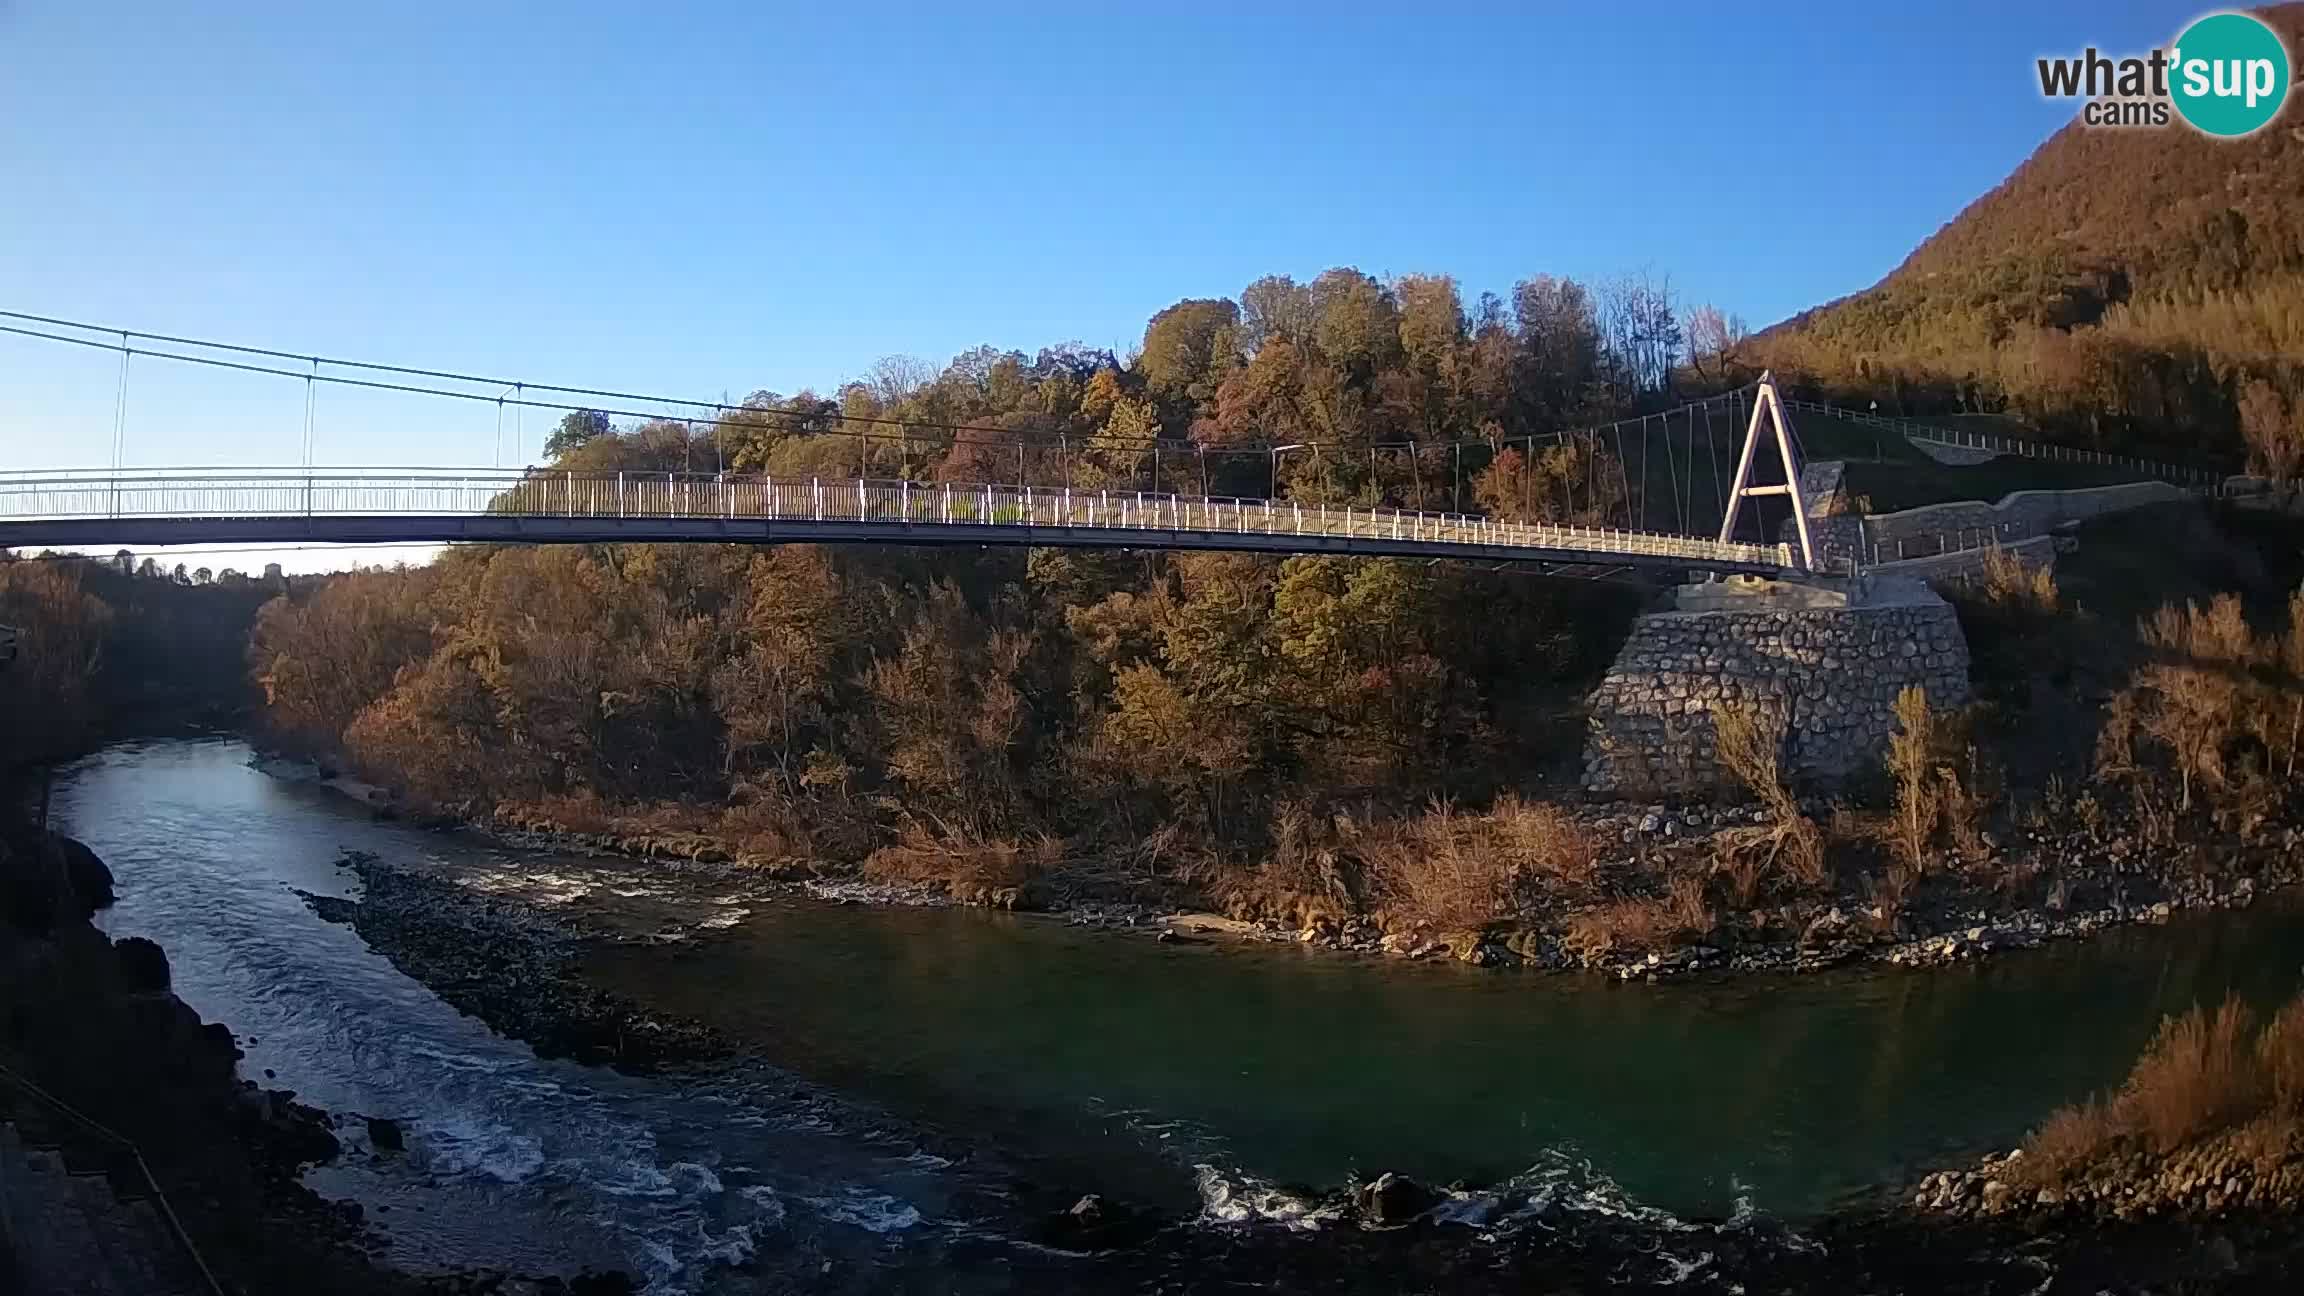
1511,275,1603,427
1684,304,1750,385
1138,298,1241,411
0,561,112,762
2238,379,2302,483
2126,596,2261,812
1239,275,1313,354
250,565,441,751
712,548,847,792
545,409,614,460
1470,437,1628,525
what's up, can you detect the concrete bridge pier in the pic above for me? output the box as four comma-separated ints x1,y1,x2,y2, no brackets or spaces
1581,575,1971,798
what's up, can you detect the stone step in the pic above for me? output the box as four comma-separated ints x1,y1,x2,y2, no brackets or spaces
0,1114,211,1295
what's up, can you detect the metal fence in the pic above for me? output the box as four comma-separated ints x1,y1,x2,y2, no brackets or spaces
1781,399,2222,490
1859,522,2030,568
0,469,1795,570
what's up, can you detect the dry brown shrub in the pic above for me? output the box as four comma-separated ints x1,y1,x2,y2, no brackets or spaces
2015,1098,2119,1188
1885,687,1994,869
1776,812,1829,889
1562,898,1679,959
508,791,619,835
1710,702,1831,894
2121,996,2263,1154
2093,688,2143,785
1711,841,1766,909
1191,804,1355,927
2014,990,2304,1188
1867,855,1919,928
1940,762,1992,862
2260,997,2304,1111
2127,595,2264,813
1354,796,1599,936
1977,546,2059,614
715,796,817,858
2226,1112,2304,1179
863,821,1060,896
1490,794,1597,887
1366,802,1508,936
2130,775,2183,848
1666,873,1714,938
2275,589,2304,782
2071,788,2106,837
1714,703,1795,817
1715,812,1828,896
2020,776,2069,834
1886,686,1944,869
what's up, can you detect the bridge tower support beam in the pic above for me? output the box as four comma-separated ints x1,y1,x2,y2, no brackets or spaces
1717,372,1818,571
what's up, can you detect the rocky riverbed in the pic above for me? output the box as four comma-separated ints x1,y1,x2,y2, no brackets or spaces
298,852,728,1073
1916,1139,2304,1222
0,819,637,1296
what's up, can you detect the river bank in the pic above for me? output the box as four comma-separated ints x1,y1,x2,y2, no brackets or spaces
307,749,2304,987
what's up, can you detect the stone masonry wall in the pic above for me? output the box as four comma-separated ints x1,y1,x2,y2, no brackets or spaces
1582,588,1970,798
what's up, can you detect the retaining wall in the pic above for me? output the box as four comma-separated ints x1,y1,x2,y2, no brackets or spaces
1582,582,1970,797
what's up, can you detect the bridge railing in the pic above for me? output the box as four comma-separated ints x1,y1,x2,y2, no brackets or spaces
0,469,1795,569
1860,524,2024,567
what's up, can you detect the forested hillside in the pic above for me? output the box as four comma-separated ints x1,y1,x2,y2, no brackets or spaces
0,556,278,771
247,263,1702,907
1754,2,2304,472
540,266,1703,524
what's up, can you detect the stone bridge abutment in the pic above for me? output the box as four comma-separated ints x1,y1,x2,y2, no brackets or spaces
1581,576,1970,798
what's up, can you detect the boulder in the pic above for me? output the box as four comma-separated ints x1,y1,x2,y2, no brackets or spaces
54,835,116,910
1040,1193,1155,1250
367,1116,407,1152
115,935,172,992
1357,1171,1437,1227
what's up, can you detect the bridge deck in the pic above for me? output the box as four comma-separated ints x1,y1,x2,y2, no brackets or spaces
0,471,1794,577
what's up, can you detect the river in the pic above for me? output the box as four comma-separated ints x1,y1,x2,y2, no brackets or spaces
52,737,2304,1291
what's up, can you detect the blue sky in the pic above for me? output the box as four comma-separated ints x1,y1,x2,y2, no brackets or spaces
0,0,2209,565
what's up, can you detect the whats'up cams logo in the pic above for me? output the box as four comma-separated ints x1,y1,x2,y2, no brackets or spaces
2037,10,2291,136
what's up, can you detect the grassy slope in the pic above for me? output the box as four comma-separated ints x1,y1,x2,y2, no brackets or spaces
1619,401,2161,542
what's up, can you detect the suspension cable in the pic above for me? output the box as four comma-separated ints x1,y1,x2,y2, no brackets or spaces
1704,403,1723,525
0,314,1760,463
302,358,317,469
1662,410,1684,534
110,337,130,473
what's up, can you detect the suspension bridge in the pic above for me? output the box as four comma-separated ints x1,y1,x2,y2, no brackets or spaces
0,312,2222,583
0,468,1796,579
